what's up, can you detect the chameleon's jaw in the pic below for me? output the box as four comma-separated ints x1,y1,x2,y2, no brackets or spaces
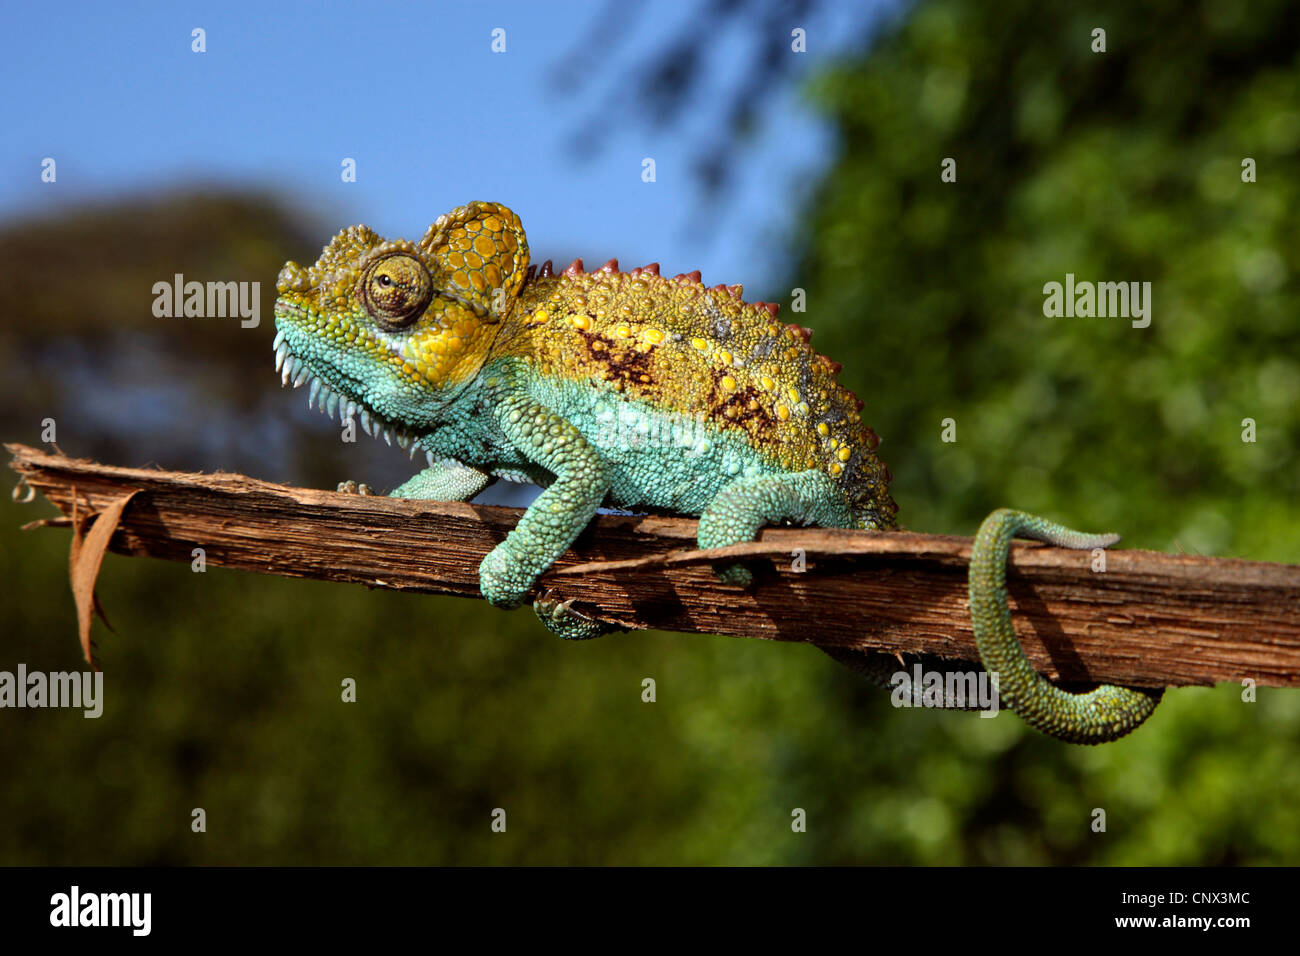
272,303,434,462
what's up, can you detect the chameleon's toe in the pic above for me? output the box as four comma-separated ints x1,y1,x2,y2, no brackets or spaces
534,592,614,640
715,562,754,587
477,547,528,609
336,480,373,495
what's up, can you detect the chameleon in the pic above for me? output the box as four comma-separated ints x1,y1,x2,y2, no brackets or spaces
272,200,1163,744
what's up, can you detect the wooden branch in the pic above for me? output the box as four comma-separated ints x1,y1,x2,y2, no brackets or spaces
7,442,1300,689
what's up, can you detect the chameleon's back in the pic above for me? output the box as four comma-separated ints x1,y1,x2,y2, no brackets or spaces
493,260,898,530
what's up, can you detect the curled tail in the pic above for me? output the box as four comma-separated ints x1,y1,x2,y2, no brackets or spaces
969,508,1162,744
687,469,1160,743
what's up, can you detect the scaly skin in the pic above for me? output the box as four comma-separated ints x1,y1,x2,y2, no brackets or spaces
272,200,1161,743
969,509,1162,743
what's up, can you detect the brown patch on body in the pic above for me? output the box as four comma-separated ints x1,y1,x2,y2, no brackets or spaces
704,376,776,448
575,328,655,388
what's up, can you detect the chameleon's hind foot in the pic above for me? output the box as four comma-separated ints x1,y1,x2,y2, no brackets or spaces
337,480,374,495
698,470,855,590
534,591,615,641
969,507,1163,744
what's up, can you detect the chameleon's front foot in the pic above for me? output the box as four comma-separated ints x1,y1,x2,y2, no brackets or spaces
534,591,615,641
969,508,1163,744
337,480,374,495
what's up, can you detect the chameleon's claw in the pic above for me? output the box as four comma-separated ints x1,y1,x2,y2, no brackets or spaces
336,480,373,495
533,591,614,641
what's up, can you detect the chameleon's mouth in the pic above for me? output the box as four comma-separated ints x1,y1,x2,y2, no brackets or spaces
271,326,441,468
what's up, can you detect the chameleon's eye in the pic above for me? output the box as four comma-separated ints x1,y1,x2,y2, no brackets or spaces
360,253,433,329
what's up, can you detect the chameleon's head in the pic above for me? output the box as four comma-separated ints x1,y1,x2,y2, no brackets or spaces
273,201,529,430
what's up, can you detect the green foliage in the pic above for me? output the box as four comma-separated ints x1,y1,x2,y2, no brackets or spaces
802,0,1300,560
786,0,1300,861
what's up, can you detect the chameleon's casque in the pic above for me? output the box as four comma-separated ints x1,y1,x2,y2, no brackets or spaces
273,201,1162,744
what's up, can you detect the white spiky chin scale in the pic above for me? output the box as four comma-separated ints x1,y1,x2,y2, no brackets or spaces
271,311,442,468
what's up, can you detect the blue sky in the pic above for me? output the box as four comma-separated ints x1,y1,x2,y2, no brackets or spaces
1,0,897,287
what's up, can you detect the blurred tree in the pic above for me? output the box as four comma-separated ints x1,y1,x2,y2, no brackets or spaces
795,0,1300,570
776,0,1300,864
556,0,827,203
